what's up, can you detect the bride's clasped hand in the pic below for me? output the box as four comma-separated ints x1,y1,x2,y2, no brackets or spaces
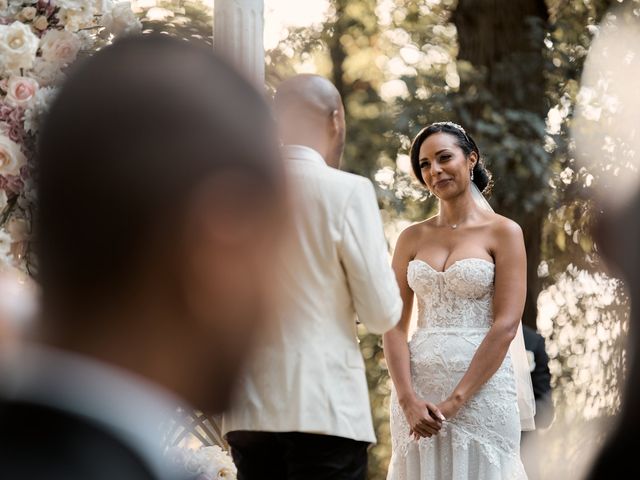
398,394,445,439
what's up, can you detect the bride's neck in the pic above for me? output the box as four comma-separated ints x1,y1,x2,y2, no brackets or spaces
438,190,478,226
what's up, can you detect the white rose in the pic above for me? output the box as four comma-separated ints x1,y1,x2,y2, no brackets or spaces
24,86,58,134
0,22,40,73
56,0,87,8
93,0,113,15
30,58,64,87
0,229,12,266
40,29,81,66
58,7,95,32
5,76,39,108
0,264,39,326
0,134,26,177
103,2,142,36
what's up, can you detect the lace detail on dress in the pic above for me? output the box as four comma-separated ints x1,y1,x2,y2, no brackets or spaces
388,259,527,480
408,258,495,330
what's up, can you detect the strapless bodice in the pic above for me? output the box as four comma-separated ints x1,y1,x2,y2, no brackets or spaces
407,258,495,330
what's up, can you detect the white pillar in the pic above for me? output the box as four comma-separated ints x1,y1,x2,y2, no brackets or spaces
213,0,265,86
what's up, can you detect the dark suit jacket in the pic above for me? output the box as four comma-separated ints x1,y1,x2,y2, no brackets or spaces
523,325,554,429
0,399,190,480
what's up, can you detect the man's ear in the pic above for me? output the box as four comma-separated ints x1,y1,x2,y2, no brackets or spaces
330,109,340,136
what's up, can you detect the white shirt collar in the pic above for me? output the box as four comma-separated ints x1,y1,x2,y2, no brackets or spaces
0,344,187,479
282,144,327,166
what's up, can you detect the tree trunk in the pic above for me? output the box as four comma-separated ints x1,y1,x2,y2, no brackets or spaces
453,0,548,114
327,0,347,100
453,0,549,329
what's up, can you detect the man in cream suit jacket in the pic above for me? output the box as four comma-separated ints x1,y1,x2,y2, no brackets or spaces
223,75,402,479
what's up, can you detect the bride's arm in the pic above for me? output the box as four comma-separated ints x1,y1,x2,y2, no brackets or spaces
438,218,527,419
383,227,444,438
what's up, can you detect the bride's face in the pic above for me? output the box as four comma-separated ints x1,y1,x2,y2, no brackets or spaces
418,132,475,200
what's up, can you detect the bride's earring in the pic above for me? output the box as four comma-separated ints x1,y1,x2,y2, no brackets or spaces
470,168,474,181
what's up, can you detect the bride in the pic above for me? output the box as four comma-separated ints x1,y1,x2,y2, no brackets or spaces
384,122,535,479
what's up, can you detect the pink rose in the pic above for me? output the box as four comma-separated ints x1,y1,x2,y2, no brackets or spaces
40,29,81,66
8,107,23,124
0,175,24,196
5,77,38,108
8,125,23,144
0,104,14,121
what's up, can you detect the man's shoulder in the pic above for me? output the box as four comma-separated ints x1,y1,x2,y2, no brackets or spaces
293,165,374,204
0,399,160,479
324,168,374,198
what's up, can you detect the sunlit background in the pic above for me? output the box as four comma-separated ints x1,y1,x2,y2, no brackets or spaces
128,1,638,478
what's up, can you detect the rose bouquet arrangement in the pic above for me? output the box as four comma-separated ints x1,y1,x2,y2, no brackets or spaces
0,0,141,273
166,445,237,480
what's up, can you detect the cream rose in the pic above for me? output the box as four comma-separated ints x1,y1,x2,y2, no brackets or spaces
0,190,7,215
0,135,26,177
40,29,81,66
0,22,40,73
5,217,29,243
32,15,49,32
5,76,39,108
18,6,37,22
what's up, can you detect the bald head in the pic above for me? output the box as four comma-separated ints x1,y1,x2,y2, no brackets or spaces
275,74,342,116
274,75,346,168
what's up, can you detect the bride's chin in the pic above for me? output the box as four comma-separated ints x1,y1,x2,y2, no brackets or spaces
437,191,463,202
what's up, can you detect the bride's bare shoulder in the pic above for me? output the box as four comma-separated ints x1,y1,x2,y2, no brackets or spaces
487,213,523,239
396,217,438,250
400,216,439,237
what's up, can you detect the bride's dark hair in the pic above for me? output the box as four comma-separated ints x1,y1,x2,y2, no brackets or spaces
409,122,492,194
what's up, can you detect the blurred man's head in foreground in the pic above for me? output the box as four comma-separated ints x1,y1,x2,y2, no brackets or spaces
35,34,287,412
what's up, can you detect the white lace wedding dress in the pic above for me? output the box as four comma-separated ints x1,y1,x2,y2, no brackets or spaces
388,258,527,480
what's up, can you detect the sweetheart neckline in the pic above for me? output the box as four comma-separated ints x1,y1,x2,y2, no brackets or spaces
409,257,495,274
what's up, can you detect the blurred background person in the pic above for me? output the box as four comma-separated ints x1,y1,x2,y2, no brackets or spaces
588,192,640,478
521,324,554,480
223,74,402,480
569,3,640,478
0,34,286,480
